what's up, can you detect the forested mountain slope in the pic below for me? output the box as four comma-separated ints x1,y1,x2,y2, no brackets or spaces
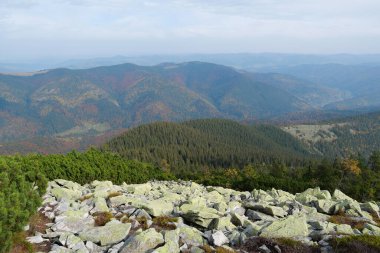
283,111,380,157
102,119,314,172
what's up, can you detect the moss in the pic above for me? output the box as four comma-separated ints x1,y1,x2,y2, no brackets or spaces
93,212,113,226
331,235,380,253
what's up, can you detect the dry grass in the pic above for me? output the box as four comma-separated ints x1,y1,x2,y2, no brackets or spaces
9,232,34,253
215,247,236,253
331,235,380,253
136,216,149,230
79,194,93,202
328,213,366,231
200,244,214,253
152,216,178,230
93,212,113,226
107,192,123,199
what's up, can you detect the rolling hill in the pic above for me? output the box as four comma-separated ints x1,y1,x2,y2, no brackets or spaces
0,62,313,143
102,118,314,172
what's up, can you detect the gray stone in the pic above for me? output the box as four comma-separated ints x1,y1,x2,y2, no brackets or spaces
211,230,229,246
120,228,164,253
260,214,308,238
79,220,131,246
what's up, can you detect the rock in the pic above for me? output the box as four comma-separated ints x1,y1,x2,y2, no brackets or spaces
231,212,246,226
26,235,44,243
258,244,271,253
190,246,205,253
335,224,355,235
361,202,380,215
244,202,287,217
179,226,204,247
260,214,308,238
51,187,82,201
108,242,125,253
142,199,174,216
181,205,222,228
314,199,337,214
79,220,131,246
209,216,236,231
274,245,281,253
153,229,180,253
332,189,354,202
246,209,277,221
211,231,229,246
92,197,109,213
124,183,152,195
295,187,331,204
50,244,74,253
243,220,268,236
363,223,380,236
120,228,164,253
252,189,275,202
52,210,94,233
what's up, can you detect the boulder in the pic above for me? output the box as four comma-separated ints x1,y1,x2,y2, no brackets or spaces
231,212,247,226
179,226,204,247
209,216,236,231
211,231,229,246
51,188,82,201
153,229,180,253
314,199,337,214
333,189,354,202
124,183,152,195
181,205,222,228
361,202,380,214
142,199,174,216
92,197,109,213
120,228,164,253
246,209,277,221
79,220,131,246
244,202,287,217
260,214,308,238
52,210,94,233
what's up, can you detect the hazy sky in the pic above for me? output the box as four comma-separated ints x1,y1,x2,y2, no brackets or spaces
1,0,380,61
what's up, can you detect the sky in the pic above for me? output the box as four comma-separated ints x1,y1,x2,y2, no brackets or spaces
1,0,380,61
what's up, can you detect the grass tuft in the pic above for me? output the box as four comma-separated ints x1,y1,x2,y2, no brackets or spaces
93,212,113,226
152,216,178,230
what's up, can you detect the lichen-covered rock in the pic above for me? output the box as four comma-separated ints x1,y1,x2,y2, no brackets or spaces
79,220,131,246
244,202,287,217
210,230,229,246
179,226,204,247
260,214,308,238
120,228,164,253
142,199,174,216
153,229,180,253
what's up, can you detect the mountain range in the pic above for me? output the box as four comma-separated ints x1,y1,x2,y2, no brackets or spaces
0,61,319,142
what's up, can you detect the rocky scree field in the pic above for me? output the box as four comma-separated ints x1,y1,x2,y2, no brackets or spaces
26,180,380,253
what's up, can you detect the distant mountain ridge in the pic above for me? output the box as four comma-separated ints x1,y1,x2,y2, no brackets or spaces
0,61,314,142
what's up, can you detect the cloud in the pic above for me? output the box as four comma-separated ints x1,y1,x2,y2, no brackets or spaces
0,0,380,60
